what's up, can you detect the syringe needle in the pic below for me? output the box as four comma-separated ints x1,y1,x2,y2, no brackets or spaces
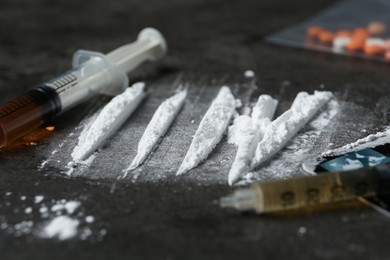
220,188,259,212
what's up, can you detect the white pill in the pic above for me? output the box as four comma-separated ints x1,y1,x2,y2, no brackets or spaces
333,36,351,52
365,38,385,47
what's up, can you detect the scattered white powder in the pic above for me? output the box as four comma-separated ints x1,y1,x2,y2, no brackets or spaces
65,153,96,176
39,160,49,170
1,194,100,241
125,89,187,173
177,86,237,175
51,204,64,212
13,221,33,236
85,216,95,223
71,82,146,162
297,226,307,236
244,70,255,78
250,91,333,173
64,201,81,214
228,95,278,185
50,200,80,214
39,206,48,214
42,216,79,240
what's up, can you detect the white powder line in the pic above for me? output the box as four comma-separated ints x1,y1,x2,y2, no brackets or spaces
250,91,334,174
228,95,278,185
38,111,100,171
242,99,340,183
124,89,187,174
71,82,146,162
321,128,390,158
177,86,237,175
300,127,390,174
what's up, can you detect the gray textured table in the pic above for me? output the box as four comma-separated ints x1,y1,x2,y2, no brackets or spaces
1,0,390,259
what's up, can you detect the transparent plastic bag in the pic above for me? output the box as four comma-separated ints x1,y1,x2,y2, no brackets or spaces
266,0,390,62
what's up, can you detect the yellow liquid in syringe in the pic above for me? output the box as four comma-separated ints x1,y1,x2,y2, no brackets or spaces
221,166,389,214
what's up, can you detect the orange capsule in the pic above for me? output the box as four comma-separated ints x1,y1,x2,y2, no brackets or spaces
318,30,334,44
367,21,386,35
364,45,385,55
336,30,352,37
307,26,324,38
385,50,390,60
353,28,370,39
384,39,390,50
45,126,55,131
346,38,365,52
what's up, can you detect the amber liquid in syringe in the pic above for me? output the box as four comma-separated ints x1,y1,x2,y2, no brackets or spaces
0,28,167,148
0,87,60,148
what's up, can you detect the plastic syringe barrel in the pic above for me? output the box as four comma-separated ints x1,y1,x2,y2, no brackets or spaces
0,28,166,148
51,27,166,112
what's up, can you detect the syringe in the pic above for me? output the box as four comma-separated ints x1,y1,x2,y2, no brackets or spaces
0,28,167,148
220,164,390,214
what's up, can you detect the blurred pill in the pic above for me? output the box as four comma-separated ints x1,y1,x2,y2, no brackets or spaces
346,38,365,51
318,30,334,44
384,39,390,50
333,36,351,52
336,30,352,37
385,50,390,60
346,29,370,52
353,28,370,39
365,38,385,47
367,21,386,35
307,26,324,38
364,45,385,56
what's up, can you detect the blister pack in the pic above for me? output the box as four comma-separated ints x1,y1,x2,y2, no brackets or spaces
266,0,390,62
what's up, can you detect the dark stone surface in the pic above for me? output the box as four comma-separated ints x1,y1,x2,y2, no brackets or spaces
1,0,390,259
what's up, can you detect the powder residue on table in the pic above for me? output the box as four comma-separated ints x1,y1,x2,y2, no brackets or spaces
0,193,103,241
125,89,187,173
42,215,79,240
177,86,237,175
